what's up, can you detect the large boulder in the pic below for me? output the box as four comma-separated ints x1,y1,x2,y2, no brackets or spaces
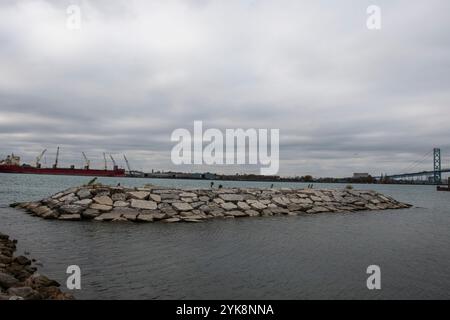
0,254,12,264
225,210,248,217
0,272,19,289
7,286,42,300
82,209,100,219
297,198,313,205
272,197,290,208
32,206,51,217
182,218,203,223
14,255,31,266
162,217,181,223
249,201,267,210
90,204,113,212
190,201,204,209
93,196,113,206
306,206,329,214
149,194,161,202
219,194,244,202
51,192,65,199
111,193,127,202
58,214,81,221
76,189,92,200
159,207,177,217
24,274,60,289
113,201,129,207
261,209,274,216
269,207,289,215
127,191,150,200
121,211,138,221
41,198,60,209
237,201,250,210
209,209,225,217
59,205,84,215
74,199,93,206
160,193,179,200
111,207,137,215
59,193,78,203
199,205,211,213
287,204,310,212
179,192,197,198
0,232,9,240
172,202,193,211
136,214,154,222
180,212,205,219
140,211,167,221
92,188,110,196
220,202,238,211
94,211,124,221
245,210,260,217
25,202,41,210
130,199,157,210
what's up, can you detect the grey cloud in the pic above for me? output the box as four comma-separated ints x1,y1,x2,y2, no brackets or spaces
0,0,449,176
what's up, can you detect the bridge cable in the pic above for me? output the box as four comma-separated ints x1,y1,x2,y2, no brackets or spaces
395,150,433,175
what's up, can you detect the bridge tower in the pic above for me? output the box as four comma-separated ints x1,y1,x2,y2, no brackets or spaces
433,148,441,184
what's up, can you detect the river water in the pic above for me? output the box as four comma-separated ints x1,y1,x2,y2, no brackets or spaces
0,173,449,299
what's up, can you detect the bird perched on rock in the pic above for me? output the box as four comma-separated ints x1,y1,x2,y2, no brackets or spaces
87,177,98,186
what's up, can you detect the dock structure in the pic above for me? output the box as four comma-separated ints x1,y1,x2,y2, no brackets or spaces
437,178,450,192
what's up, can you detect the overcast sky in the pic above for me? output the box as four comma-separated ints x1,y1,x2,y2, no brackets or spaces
1,0,449,177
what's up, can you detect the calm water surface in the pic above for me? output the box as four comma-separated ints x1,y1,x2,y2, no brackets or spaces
0,173,449,299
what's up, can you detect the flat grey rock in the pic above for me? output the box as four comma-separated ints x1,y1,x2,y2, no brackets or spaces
130,199,157,210
172,202,193,211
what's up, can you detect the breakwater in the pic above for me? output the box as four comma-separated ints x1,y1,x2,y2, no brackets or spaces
0,232,73,300
10,184,412,223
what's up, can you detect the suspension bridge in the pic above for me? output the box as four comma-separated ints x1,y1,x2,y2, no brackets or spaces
380,148,449,185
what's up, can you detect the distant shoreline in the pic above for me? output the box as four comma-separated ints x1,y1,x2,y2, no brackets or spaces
125,174,437,185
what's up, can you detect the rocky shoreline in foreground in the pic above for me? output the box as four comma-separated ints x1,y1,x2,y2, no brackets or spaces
11,184,412,223
0,232,74,300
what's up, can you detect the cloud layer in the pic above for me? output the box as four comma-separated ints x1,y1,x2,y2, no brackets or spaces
1,0,450,176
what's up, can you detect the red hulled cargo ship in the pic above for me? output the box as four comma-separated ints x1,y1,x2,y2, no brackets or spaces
0,164,126,177
0,150,126,177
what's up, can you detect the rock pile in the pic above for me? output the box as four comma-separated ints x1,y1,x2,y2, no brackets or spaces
0,232,74,300
10,184,412,223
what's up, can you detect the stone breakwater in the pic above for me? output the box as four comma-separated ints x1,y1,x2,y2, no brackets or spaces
0,232,74,300
10,184,412,223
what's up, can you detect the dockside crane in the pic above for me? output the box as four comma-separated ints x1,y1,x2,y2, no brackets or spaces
123,154,144,177
82,152,90,170
109,154,118,170
35,149,47,168
53,147,60,169
103,153,107,170
123,154,132,173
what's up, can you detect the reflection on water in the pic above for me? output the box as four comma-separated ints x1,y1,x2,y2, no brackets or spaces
0,173,449,299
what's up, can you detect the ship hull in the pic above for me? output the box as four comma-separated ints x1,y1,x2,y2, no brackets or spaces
0,165,126,177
